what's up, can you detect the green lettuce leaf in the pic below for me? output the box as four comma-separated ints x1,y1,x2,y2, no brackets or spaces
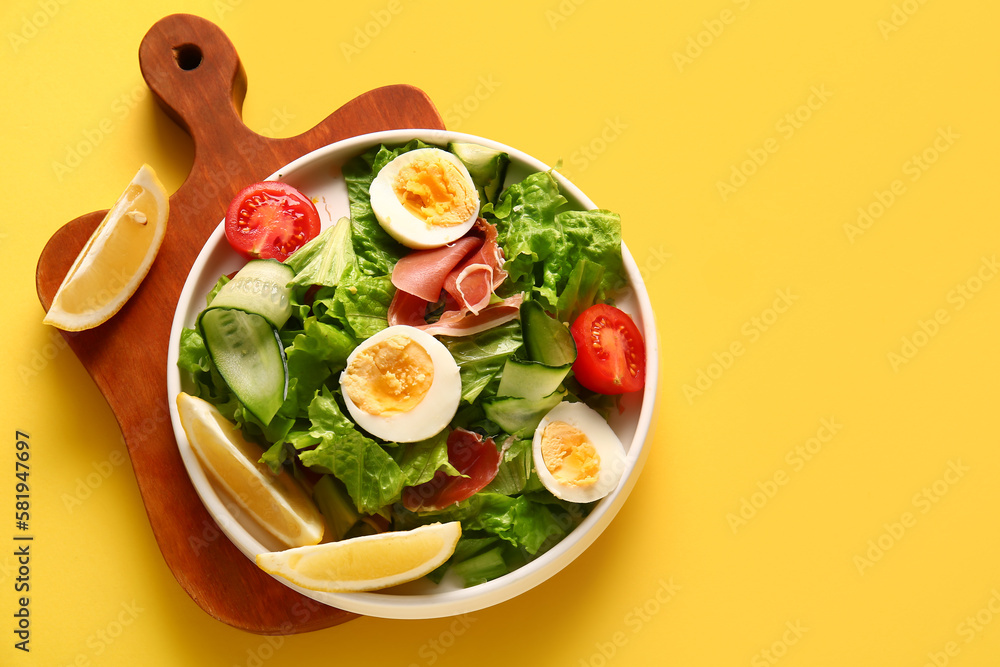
315,265,394,340
551,209,625,304
441,320,522,404
283,317,355,413
555,258,605,324
297,388,403,514
394,431,461,487
177,327,211,375
342,140,430,275
261,440,291,473
206,275,230,306
491,171,566,295
482,439,533,496
232,402,295,448
286,216,356,288
426,493,568,556
490,171,625,309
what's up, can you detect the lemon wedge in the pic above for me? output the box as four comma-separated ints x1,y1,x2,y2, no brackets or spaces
43,164,169,331
256,521,462,593
175,392,324,549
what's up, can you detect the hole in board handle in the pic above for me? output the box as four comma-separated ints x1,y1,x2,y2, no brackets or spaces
173,44,203,71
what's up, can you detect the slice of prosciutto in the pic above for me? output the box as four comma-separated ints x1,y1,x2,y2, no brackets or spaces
387,218,521,337
387,289,430,328
402,429,501,512
445,263,494,315
391,236,481,303
419,294,523,337
442,220,508,315
388,292,523,337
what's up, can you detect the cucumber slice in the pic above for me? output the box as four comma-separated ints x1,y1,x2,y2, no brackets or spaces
483,389,566,438
200,308,288,424
521,301,577,367
448,142,510,206
497,358,572,401
452,546,508,587
208,259,294,330
197,259,295,425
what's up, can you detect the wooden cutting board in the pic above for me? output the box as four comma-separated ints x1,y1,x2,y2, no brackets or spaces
35,13,445,635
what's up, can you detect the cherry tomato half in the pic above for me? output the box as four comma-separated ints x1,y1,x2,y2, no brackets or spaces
224,181,320,262
569,303,646,394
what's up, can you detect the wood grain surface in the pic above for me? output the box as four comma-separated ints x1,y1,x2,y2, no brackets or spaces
35,13,445,634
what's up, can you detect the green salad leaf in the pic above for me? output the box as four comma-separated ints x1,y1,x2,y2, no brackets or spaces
490,171,566,297
342,139,430,276
421,492,570,556
483,438,533,496
488,170,625,310
395,431,461,487
286,216,356,288
552,209,625,304
283,317,355,411
555,258,606,324
441,320,522,404
297,388,404,514
177,327,212,375
314,265,394,340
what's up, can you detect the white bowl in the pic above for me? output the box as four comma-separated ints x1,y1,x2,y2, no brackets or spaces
166,129,659,620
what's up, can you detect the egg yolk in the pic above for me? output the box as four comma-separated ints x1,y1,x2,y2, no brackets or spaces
393,156,477,228
540,421,600,488
342,335,434,416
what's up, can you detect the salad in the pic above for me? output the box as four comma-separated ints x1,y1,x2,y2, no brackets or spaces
175,138,646,590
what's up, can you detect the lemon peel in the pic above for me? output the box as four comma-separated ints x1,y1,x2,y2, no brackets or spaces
256,521,462,593
43,164,168,331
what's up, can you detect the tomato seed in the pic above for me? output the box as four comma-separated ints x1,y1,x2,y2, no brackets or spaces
591,317,612,360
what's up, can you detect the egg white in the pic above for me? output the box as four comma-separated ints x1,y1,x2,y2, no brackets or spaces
340,325,462,443
532,401,627,504
369,148,480,249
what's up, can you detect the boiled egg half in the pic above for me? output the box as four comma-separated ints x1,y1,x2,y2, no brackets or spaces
369,147,480,249
532,401,627,503
340,325,461,443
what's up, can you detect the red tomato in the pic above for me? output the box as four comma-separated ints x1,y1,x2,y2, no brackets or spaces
224,181,320,261
570,304,646,394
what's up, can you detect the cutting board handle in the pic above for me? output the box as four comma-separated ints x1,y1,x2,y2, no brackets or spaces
138,13,250,145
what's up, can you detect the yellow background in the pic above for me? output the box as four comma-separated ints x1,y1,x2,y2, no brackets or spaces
2,0,999,665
